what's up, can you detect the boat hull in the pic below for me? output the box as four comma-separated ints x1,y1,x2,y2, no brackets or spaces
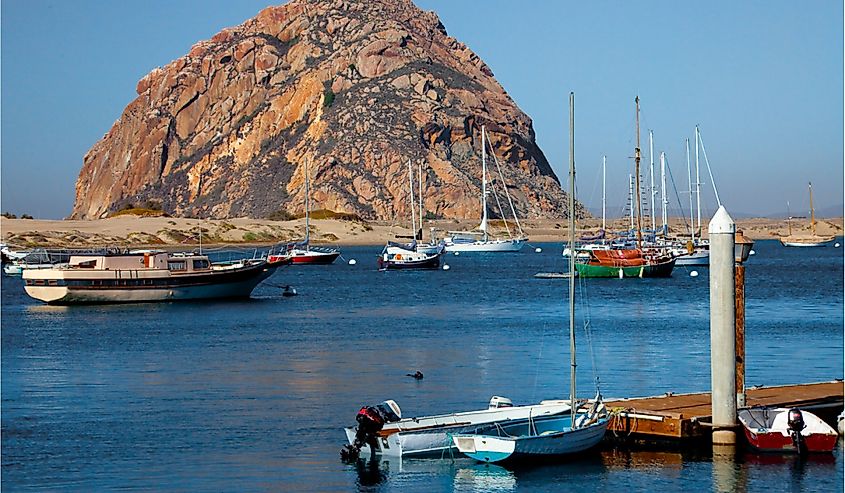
575,258,675,278
378,253,442,270
673,250,710,266
453,416,609,463
738,408,838,453
343,400,572,458
23,261,281,305
290,251,340,264
444,238,526,252
779,239,834,247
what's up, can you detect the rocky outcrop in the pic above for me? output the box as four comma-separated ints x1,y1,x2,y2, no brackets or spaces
71,0,583,220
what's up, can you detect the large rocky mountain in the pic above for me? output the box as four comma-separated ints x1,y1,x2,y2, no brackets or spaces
71,0,582,220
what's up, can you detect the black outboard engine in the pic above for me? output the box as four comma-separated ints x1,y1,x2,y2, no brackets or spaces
787,408,807,455
340,400,402,462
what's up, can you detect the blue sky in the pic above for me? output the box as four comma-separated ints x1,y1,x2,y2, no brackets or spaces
2,0,842,219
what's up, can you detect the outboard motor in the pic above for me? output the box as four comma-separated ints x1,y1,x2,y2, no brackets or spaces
488,396,513,409
341,400,402,462
787,408,807,455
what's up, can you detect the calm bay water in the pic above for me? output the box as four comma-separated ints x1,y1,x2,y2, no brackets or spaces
2,239,842,491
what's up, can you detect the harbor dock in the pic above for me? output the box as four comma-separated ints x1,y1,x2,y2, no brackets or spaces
606,380,843,441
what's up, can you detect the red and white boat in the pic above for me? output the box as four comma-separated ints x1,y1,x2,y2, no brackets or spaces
268,158,340,265
738,407,838,454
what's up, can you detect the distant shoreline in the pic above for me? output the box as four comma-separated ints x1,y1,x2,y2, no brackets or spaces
1,216,842,249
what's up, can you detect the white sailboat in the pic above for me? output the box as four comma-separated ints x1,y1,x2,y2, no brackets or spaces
451,93,608,463
443,126,527,252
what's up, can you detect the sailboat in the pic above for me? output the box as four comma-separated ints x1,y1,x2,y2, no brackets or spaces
574,97,675,278
779,182,835,247
451,93,609,463
443,126,528,252
269,159,340,264
378,160,445,270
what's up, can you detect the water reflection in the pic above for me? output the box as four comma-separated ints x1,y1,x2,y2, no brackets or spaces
453,464,516,492
354,457,389,488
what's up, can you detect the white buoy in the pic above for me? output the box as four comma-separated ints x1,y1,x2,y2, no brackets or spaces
749,250,756,256
453,251,460,256
535,247,542,253
348,259,357,265
690,270,699,277
442,264,450,270
617,269,624,279
836,243,841,248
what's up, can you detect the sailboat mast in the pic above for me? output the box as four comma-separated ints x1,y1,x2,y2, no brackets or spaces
786,201,792,236
305,158,310,249
481,126,489,242
660,152,667,233
695,125,702,236
634,96,643,248
418,162,424,241
602,156,607,232
809,182,816,236
686,138,694,242
628,174,634,230
649,130,655,233
407,159,416,237
568,92,577,427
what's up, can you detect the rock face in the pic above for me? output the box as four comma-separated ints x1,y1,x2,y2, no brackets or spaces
71,0,583,220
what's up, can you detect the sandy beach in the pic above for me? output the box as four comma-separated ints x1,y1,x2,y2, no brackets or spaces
1,214,841,249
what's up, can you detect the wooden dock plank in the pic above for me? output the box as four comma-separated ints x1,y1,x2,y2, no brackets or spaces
604,380,843,440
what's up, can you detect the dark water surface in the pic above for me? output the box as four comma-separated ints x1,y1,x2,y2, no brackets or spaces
2,239,842,491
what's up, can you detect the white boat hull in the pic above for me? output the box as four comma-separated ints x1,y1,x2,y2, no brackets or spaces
343,400,571,458
445,238,526,252
780,240,834,247
673,250,709,266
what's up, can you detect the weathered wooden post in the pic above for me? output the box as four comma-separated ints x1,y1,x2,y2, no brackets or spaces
709,206,736,445
734,230,754,409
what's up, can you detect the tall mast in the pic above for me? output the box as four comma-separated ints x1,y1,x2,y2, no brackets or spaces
418,161,423,241
568,92,577,427
786,201,792,236
628,174,634,230
602,155,607,232
649,130,655,233
809,182,816,236
660,152,667,234
305,158,310,248
695,125,702,236
481,126,489,241
686,138,694,242
407,159,416,237
634,96,643,248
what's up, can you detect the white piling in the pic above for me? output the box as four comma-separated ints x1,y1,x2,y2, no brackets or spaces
709,205,737,445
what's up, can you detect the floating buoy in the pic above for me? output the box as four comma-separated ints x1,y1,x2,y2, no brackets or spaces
535,247,542,253
617,269,624,279
749,250,756,256
836,243,841,248
442,264,450,270
690,270,699,277
453,251,460,256
348,259,357,265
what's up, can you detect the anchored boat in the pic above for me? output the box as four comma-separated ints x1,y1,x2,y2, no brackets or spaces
22,251,288,304
738,407,837,454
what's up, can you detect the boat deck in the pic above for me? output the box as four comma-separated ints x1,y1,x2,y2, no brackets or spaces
605,380,843,440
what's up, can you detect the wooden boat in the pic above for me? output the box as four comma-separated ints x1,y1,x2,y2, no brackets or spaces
780,184,835,247
443,126,527,252
738,407,838,454
575,249,675,278
22,251,289,304
452,93,609,464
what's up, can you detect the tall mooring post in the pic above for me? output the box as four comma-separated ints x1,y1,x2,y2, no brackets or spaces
734,230,754,409
709,206,736,445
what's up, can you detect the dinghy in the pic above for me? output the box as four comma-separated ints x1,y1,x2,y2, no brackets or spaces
738,407,838,454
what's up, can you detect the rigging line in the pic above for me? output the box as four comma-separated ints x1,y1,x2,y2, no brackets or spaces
487,139,524,236
696,129,722,207
531,319,548,404
577,273,600,393
664,156,692,235
488,179,513,238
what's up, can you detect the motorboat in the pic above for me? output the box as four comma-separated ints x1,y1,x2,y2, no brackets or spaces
738,407,838,454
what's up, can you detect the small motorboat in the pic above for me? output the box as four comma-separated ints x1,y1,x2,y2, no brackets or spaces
738,407,838,454
377,241,443,270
